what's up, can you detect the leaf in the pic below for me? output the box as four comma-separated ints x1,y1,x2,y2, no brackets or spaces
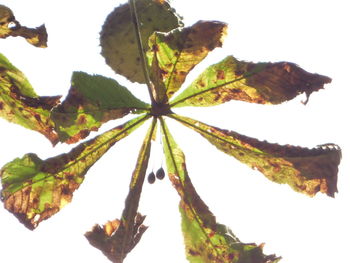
0,4,47,47
0,53,61,145
0,115,149,230
160,118,280,263
85,214,147,263
171,114,341,197
86,118,157,263
100,0,183,83
170,56,332,108
147,20,227,103
51,72,150,144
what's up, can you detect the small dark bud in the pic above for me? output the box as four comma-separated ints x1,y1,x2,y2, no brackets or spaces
147,172,156,184
156,167,165,180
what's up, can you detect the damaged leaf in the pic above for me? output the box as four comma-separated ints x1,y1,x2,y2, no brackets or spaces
147,20,227,103
0,53,60,144
0,115,149,229
100,0,183,83
85,213,147,263
86,118,156,263
160,118,280,263
51,72,149,144
170,56,331,107
0,4,47,47
171,114,341,197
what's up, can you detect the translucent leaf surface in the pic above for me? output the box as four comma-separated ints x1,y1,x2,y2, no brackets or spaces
171,114,341,197
0,4,47,47
170,56,332,107
147,20,227,103
51,72,149,144
0,115,149,229
160,119,280,263
100,0,182,83
0,53,60,144
86,118,156,263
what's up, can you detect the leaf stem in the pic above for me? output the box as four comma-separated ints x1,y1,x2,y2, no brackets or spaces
128,0,156,105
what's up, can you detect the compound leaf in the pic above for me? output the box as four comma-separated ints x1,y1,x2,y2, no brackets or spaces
147,20,227,103
171,114,341,197
160,118,280,263
100,0,182,83
0,115,149,229
0,4,47,47
0,53,60,144
51,72,149,144
170,56,331,107
85,118,156,263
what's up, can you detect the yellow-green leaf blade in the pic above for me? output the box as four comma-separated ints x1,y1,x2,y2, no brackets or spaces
100,0,183,83
0,4,47,47
147,21,227,102
0,115,149,230
0,53,61,144
170,56,331,107
160,118,280,263
86,118,156,263
171,114,341,197
51,72,149,144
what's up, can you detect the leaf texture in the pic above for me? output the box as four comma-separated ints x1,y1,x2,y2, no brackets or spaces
170,56,331,107
0,4,47,47
147,20,227,103
100,0,183,83
0,53,60,144
86,118,156,263
160,118,280,263
0,115,149,229
51,72,149,144
171,114,341,197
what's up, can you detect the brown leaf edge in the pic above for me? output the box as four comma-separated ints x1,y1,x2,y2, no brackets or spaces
170,114,342,197
160,117,281,263
0,4,48,47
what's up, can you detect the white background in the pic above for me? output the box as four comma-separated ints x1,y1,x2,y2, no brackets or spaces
0,1,349,262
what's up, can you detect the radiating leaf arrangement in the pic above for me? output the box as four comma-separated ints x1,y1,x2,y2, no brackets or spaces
0,1,342,263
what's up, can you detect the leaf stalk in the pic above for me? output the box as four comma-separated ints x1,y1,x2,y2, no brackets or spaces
128,0,156,105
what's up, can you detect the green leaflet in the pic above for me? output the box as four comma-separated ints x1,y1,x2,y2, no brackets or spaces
85,118,156,263
170,114,341,197
160,118,280,263
0,114,149,229
147,20,227,103
51,72,149,144
0,4,47,47
170,56,332,108
0,53,61,144
100,0,183,84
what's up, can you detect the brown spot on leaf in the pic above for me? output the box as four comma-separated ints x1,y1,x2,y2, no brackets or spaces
61,185,70,195
228,253,235,260
198,80,205,88
188,249,200,256
152,44,159,52
216,70,225,80
0,101,3,110
77,115,87,125
34,114,41,122
235,69,244,76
